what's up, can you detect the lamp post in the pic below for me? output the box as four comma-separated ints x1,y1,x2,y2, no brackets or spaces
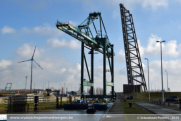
64,83,65,95
165,70,168,91
156,40,166,104
145,58,150,102
25,76,28,90
48,81,49,89
136,76,138,98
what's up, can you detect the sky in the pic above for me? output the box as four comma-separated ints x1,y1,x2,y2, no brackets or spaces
1,0,181,93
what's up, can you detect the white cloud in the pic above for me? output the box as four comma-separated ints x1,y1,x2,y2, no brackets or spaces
115,49,125,63
2,44,181,92
143,59,181,91
47,38,80,49
69,21,77,26
22,24,63,37
69,40,80,49
138,34,181,58
53,68,66,74
16,44,43,59
119,49,125,56
77,63,81,71
103,0,169,10
0,44,81,90
1,26,15,34
0,60,12,68
141,0,168,10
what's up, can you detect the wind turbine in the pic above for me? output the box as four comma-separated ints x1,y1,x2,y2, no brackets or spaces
18,46,43,92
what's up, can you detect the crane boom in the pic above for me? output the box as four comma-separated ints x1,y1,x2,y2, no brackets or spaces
120,4,147,91
56,12,114,56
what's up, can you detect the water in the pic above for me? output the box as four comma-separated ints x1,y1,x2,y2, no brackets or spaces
7,103,113,121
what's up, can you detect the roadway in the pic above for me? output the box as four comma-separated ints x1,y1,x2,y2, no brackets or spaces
100,92,126,121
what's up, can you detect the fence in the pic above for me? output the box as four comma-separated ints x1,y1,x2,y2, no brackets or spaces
3,94,74,113
151,99,181,109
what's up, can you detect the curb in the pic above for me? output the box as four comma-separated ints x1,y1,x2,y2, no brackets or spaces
99,101,116,121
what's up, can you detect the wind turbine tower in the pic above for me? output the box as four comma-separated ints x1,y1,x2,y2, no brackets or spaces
18,46,43,92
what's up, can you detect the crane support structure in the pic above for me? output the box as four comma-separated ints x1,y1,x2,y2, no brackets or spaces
120,4,147,91
5,83,12,91
56,12,115,98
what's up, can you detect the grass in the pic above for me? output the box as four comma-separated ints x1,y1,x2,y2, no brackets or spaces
120,92,181,114
121,99,156,121
120,94,169,121
130,92,181,102
0,104,7,107
121,100,150,114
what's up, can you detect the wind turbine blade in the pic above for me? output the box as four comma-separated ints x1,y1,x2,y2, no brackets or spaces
18,59,31,63
32,46,36,58
33,60,43,70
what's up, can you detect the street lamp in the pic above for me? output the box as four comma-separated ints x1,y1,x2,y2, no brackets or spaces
145,58,150,102
25,76,28,90
165,70,168,91
48,81,49,89
156,40,166,104
64,83,65,94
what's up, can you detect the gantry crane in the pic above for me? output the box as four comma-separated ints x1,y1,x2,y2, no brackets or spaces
5,83,12,91
56,12,115,98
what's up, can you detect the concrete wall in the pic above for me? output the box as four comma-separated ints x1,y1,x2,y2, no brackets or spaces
0,97,8,104
0,92,81,104
123,84,142,93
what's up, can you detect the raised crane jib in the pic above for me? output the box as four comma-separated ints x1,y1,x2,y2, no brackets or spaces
56,12,114,56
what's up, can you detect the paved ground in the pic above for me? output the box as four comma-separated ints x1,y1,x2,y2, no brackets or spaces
100,93,126,121
135,102,181,121
165,102,179,108
101,94,181,121
135,102,181,114
107,92,124,114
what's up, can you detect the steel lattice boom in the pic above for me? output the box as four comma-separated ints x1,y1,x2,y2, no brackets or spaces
120,4,147,91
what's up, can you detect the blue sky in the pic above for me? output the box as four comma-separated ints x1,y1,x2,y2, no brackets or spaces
1,0,181,92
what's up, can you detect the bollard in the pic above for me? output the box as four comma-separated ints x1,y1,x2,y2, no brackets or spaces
128,103,132,108
8,97,12,113
61,93,62,105
34,96,38,110
69,96,72,103
168,101,170,107
56,96,59,108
